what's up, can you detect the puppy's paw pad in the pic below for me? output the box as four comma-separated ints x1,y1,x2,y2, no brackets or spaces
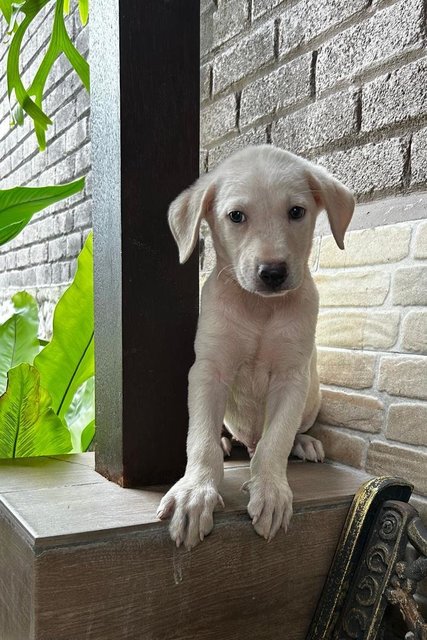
292,434,325,463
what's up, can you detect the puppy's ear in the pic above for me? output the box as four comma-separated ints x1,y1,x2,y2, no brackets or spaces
168,176,215,263
307,166,355,250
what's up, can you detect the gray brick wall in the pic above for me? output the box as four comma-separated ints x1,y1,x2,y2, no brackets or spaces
0,4,90,337
200,0,427,201
200,0,427,520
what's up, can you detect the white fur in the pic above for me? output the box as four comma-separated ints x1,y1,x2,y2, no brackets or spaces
157,145,354,549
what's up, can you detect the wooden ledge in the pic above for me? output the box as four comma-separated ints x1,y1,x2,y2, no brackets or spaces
0,454,371,640
0,453,369,549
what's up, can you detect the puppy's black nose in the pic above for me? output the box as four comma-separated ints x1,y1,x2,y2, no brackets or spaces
258,262,288,289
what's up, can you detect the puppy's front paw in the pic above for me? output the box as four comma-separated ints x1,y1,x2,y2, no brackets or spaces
244,476,293,541
291,433,325,462
157,477,224,550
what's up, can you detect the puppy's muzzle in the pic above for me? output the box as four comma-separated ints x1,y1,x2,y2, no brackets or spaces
257,262,288,290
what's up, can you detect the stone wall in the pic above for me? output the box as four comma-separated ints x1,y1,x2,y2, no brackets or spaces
200,0,427,514
0,4,90,337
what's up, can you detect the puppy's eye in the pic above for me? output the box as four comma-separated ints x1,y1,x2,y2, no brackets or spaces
228,210,247,223
288,206,306,220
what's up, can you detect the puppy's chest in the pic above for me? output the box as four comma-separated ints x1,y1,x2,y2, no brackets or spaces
224,349,277,446
231,310,303,380
223,319,308,445
233,352,272,398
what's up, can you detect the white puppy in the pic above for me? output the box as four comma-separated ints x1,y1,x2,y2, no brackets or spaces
157,145,354,549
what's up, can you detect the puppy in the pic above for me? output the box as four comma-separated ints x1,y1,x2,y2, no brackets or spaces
157,145,354,549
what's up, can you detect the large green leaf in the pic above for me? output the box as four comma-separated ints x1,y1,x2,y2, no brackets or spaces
0,363,72,458
65,376,94,452
34,232,94,421
0,178,84,246
0,291,40,394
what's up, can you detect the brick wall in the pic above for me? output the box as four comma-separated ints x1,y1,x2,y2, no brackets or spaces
201,0,427,514
1,3,426,515
310,221,427,506
0,4,90,337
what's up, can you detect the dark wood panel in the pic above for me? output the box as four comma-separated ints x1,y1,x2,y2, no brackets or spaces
35,506,349,640
91,0,200,487
0,508,33,640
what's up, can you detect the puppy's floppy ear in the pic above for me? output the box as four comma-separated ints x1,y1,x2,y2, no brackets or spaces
168,175,215,264
306,166,355,250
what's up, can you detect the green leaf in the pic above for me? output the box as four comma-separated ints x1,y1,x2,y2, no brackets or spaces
6,1,52,137
0,219,32,246
62,32,89,91
80,419,95,451
0,0,24,29
12,103,24,125
78,0,88,25
4,0,89,148
0,0,13,24
9,1,25,31
34,232,94,421
65,376,94,452
0,363,72,458
0,178,84,246
0,292,40,394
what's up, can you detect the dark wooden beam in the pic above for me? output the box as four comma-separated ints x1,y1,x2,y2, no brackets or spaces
91,0,200,486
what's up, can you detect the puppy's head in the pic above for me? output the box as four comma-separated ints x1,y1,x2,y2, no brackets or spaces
168,145,354,297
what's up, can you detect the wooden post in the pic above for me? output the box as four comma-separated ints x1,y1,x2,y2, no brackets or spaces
91,0,200,486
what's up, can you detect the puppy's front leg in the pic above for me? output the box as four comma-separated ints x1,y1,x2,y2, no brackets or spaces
246,372,309,541
157,360,227,549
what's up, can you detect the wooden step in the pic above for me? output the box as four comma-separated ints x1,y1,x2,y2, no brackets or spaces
0,454,370,640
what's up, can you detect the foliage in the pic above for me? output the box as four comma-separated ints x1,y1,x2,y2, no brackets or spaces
0,233,95,457
0,178,85,246
0,291,40,394
65,376,94,451
0,1,93,458
0,363,72,457
0,0,88,247
0,0,89,149
34,231,94,421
